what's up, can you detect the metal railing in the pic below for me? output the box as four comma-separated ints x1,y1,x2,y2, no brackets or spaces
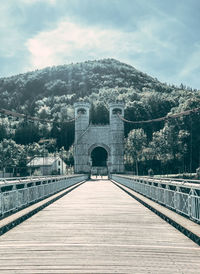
111,174,200,223
0,174,87,217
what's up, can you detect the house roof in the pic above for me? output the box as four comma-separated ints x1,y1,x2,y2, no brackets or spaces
27,157,60,167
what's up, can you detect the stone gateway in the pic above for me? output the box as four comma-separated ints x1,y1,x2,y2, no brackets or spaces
74,102,125,175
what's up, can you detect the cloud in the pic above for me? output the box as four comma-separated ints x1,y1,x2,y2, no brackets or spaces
179,44,200,77
26,18,173,70
0,0,199,88
0,0,61,76
0,3,21,57
20,0,56,4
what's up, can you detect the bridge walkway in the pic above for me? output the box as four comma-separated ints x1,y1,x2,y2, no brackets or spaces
0,179,200,273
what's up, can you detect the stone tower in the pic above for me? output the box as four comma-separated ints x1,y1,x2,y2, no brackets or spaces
74,102,90,173
74,102,124,174
109,103,124,173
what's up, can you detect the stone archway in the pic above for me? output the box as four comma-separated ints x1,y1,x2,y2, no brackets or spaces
88,144,110,175
91,147,108,167
88,143,111,157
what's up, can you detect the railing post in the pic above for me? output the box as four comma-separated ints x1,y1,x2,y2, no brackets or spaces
188,189,193,219
12,184,18,211
0,193,2,217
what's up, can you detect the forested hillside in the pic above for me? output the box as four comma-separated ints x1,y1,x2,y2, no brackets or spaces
0,58,200,176
0,58,173,117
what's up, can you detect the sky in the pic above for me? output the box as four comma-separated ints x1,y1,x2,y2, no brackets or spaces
0,0,200,89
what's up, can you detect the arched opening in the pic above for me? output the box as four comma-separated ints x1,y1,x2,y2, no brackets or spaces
77,108,86,115
91,147,108,167
112,108,122,115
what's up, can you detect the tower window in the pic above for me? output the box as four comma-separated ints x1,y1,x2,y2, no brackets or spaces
112,108,122,115
77,108,86,115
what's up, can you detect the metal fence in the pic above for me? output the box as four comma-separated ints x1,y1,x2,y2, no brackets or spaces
0,174,87,217
111,175,200,223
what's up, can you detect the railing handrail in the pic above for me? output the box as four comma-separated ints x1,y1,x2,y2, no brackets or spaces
0,174,87,218
111,174,200,223
0,174,81,186
114,174,200,190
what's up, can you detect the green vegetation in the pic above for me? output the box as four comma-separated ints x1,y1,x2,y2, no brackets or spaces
0,58,199,176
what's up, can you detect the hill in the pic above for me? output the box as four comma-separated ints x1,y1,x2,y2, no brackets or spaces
0,58,177,117
0,58,200,175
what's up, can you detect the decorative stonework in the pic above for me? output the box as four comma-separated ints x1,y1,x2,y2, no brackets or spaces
74,102,124,174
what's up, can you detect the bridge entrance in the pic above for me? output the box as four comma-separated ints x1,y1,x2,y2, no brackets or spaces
90,146,108,176
91,147,108,167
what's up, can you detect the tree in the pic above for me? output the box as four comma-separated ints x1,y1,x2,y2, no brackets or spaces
14,121,40,145
90,102,109,124
57,122,75,150
44,80,67,96
0,139,25,176
64,145,74,166
149,124,190,174
0,124,7,141
26,142,43,159
125,129,147,175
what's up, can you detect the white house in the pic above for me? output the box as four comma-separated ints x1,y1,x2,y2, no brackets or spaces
27,156,67,175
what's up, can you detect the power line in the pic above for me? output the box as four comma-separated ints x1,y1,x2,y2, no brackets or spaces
118,107,200,124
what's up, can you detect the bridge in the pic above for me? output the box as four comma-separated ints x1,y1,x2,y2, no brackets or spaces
0,174,199,273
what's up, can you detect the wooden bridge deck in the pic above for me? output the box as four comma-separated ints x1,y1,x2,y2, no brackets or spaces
0,179,200,273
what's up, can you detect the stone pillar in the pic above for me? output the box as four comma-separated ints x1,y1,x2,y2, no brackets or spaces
109,103,125,173
74,102,90,173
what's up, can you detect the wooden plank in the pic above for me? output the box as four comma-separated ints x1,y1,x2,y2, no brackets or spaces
0,179,199,273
